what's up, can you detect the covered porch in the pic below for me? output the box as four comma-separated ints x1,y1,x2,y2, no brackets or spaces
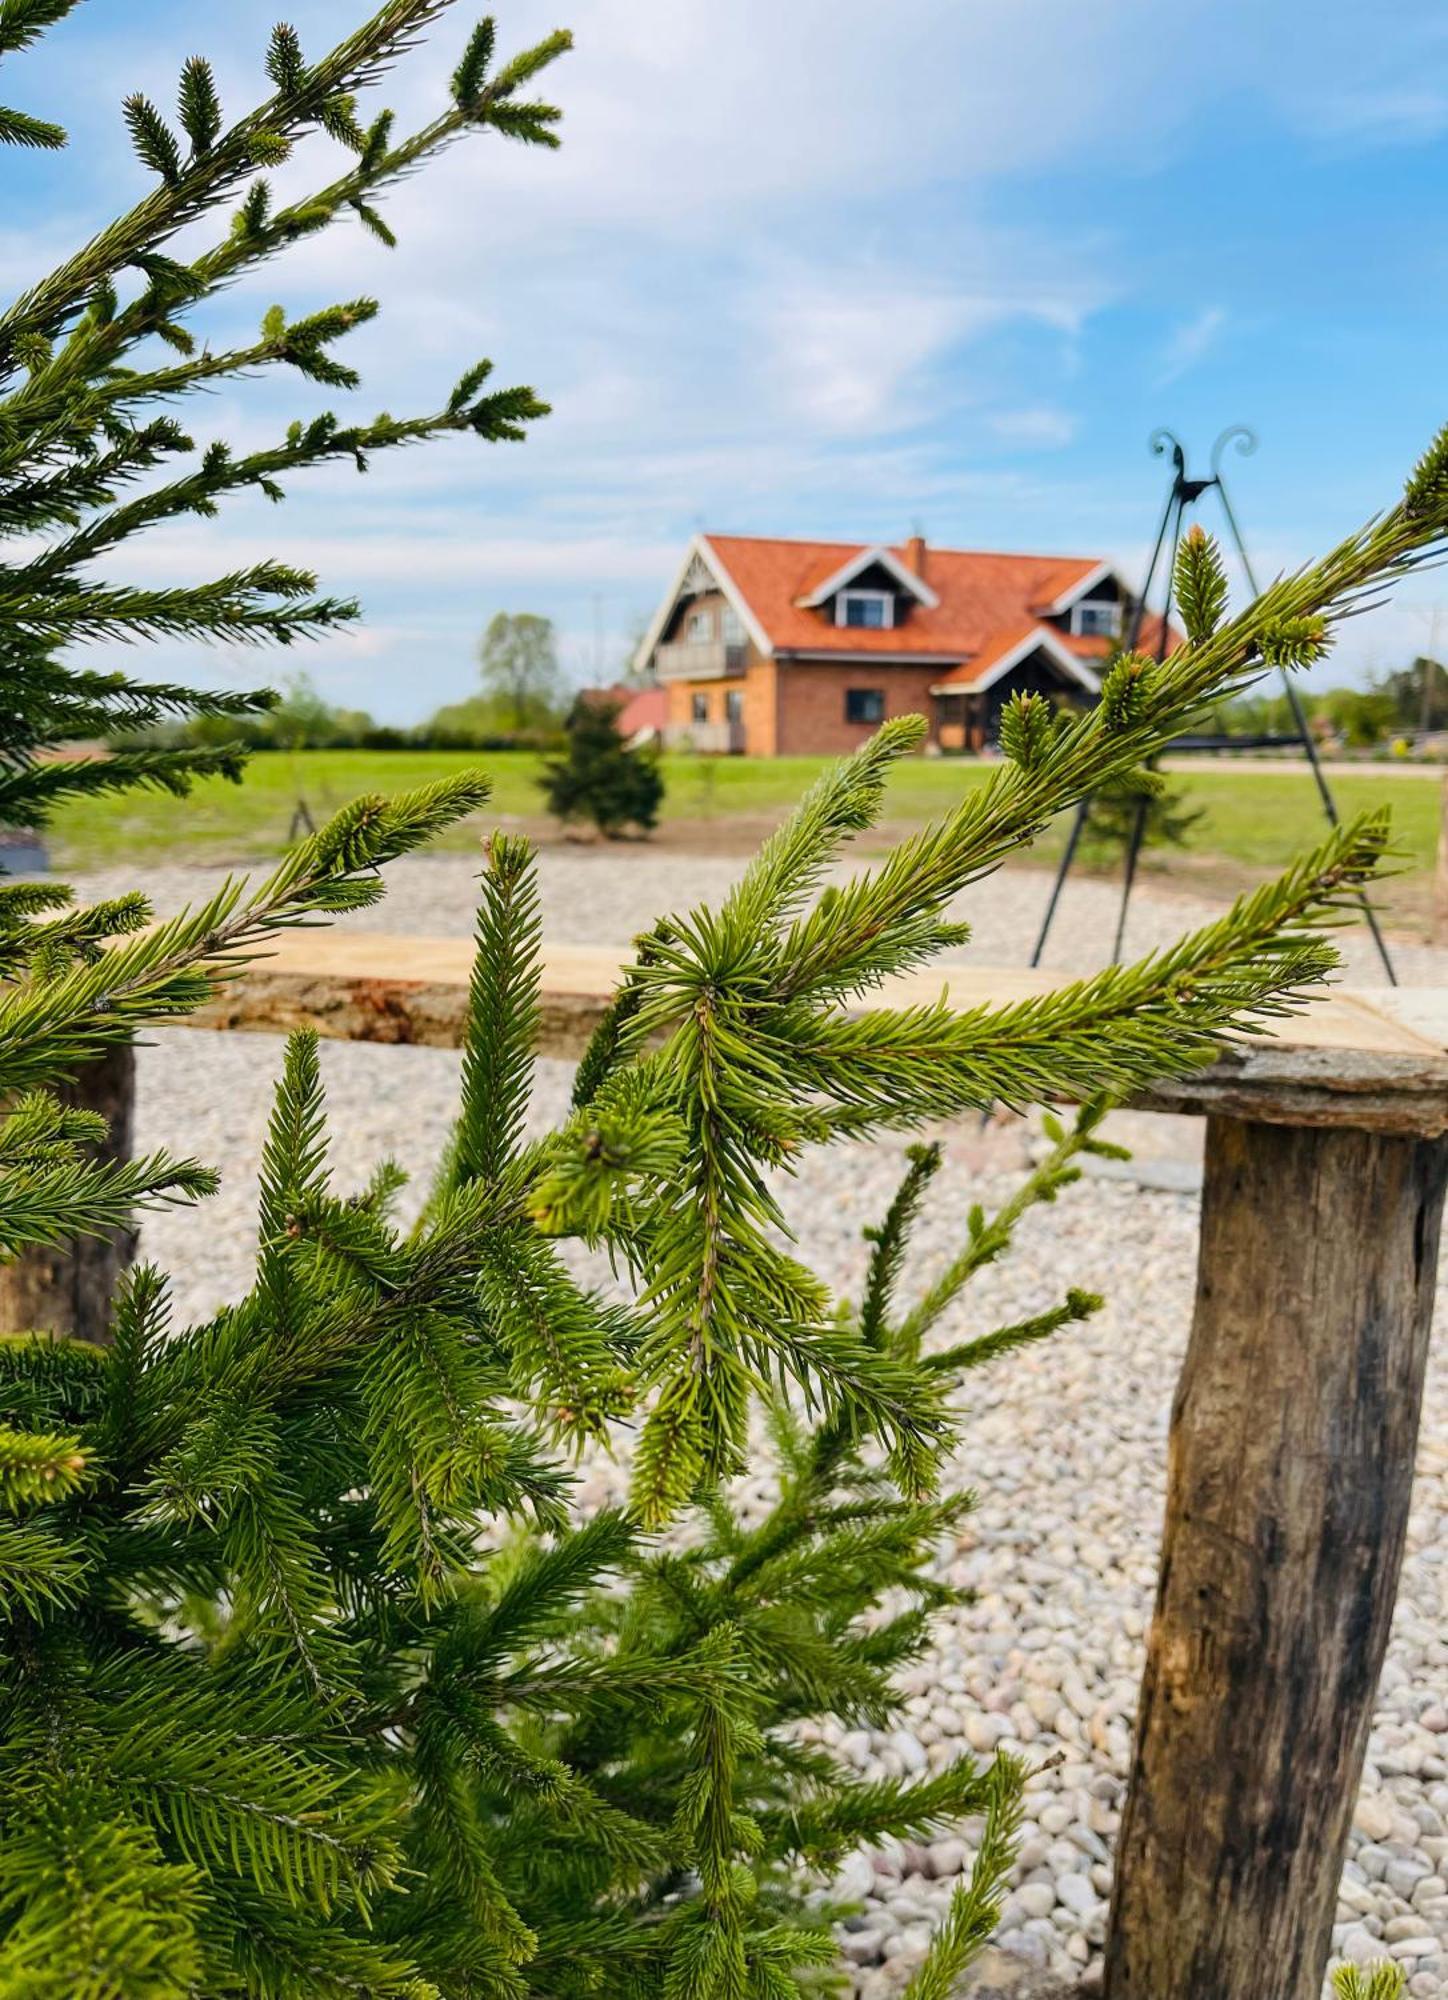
933,636,1102,752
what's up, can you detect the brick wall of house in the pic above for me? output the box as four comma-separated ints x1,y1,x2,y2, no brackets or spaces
772,661,940,756
666,658,949,755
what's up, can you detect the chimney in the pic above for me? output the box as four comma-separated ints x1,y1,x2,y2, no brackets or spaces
905,532,927,581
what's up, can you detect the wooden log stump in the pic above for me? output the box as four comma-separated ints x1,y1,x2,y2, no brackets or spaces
1103,1113,1448,2000
0,1042,137,1344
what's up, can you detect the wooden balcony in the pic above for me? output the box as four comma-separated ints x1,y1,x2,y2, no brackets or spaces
654,637,748,682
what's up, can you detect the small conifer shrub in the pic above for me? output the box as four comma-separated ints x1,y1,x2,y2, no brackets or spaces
541,692,665,837
1079,760,1205,865
5,2,1448,1994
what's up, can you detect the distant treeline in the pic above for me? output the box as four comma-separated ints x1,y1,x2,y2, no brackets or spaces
1210,656,1448,750
120,675,567,755
124,655,1448,761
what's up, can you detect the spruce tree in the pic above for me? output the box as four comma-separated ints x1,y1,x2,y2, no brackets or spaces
5,4,1448,1995
541,692,665,836
1078,761,1204,866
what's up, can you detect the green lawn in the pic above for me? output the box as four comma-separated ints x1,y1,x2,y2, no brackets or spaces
44,749,1442,897
1160,768,1439,880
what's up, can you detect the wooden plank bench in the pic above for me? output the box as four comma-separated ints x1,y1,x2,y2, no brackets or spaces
190,931,1448,1136
39,936,1448,2000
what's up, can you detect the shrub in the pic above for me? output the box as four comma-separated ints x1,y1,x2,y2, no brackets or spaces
1078,763,1204,866
540,694,665,837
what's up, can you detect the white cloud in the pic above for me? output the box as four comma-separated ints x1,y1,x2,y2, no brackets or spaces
1155,306,1227,386
988,407,1079,449
96,523,682,591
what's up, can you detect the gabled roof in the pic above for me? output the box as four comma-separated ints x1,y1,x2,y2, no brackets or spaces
930,622,1103,696
693,534,1113,659
633,532,1179,687
632,535,774,674
1029,558,1115,616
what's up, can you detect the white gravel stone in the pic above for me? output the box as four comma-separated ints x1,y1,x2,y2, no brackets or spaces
1056,1875,1099,1920
1355,1796,1398,1842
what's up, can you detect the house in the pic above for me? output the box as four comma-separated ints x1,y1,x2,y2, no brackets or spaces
633,532,1161,755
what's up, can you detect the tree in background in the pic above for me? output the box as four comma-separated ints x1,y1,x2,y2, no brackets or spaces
1212,653,1448,752
1078,765,1205,867
477,609,563,730
117,672,379,753
1378,656,1448,736
1321,682,1399,750
236,671,374,750
540,690,664,836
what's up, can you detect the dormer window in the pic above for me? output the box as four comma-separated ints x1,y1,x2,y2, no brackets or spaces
1070,599,1121,639
836,589,894,631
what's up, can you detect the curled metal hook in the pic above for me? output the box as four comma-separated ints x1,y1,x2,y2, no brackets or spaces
1149,427,1187,479
1210,425,1258,478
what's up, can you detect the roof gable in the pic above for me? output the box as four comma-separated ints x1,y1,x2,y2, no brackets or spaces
631,534,774,675
795,542,939,611
632,532,1167,690
931,624,1103,696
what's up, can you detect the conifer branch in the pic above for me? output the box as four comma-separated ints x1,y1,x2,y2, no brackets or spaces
901,1757,1026,2000
449,834,542,1190
0,1422,88,1508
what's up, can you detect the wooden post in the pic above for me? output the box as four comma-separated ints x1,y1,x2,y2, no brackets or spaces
0,1043,137,1343
1103,1112,1448,2000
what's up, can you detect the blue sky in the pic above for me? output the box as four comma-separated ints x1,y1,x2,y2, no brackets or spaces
5,0,1448,720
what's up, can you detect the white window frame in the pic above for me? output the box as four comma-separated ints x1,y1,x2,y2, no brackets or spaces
1069,598,1121,639
690,691,710,724
835,589,895,631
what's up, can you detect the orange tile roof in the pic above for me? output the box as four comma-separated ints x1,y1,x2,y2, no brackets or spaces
702,533,1106,660
931,620,1054,689
616,686,668,736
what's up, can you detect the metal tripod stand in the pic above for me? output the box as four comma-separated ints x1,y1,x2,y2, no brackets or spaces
1028,426,1397,984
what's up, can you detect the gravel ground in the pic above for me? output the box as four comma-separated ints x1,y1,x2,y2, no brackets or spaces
81,849,1448,1997
68,842,1448,983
